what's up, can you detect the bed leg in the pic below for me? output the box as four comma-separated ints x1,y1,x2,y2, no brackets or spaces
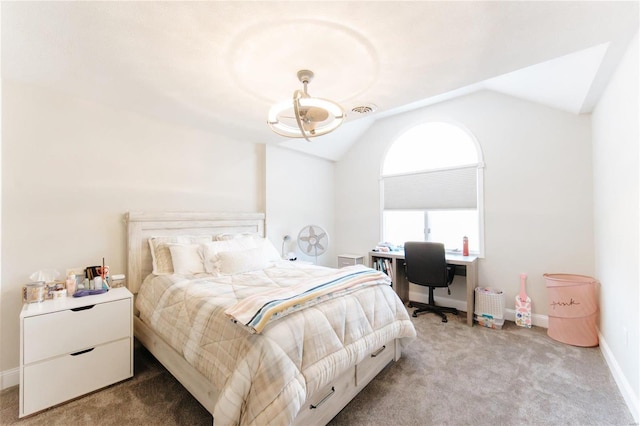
393,339,401,361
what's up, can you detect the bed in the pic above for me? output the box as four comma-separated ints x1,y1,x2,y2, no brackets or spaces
125,211,416,425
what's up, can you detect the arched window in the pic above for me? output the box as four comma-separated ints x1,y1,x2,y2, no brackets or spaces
381,121,484,255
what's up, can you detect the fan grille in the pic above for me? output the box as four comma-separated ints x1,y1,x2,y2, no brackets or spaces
297,225,329,261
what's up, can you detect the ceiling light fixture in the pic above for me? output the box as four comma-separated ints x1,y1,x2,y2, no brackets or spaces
268,70,345,142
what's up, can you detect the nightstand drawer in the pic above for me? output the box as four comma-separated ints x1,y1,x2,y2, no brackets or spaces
22,337,131,416
338,258,355,267
23,298,131,364
338,254,364,267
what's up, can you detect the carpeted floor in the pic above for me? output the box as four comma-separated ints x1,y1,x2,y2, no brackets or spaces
1,310,634,425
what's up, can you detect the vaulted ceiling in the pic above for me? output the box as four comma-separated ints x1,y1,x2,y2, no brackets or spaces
3,1,638,160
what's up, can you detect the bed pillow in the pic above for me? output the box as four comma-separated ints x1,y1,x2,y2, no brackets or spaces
216,234,282,262
260,238,283,262
148,235,211,275
201,238,259,273
168,243,206,275
215,244,273,275
202,237,282,273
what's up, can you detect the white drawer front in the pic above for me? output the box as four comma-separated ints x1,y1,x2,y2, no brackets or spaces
338,257,363,267
338,259,355,267
22,337,131,416
355,343,394,387
294,366,356,426
23,298,131,364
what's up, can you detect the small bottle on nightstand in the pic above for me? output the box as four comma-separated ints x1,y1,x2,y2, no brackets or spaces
65,274,76,296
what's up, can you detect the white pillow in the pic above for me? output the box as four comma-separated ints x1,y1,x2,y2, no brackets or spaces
168,244,206,275
202,238,260,273
202,237,282,273
215,245,272,275
259,238,283,262
148,235,211,275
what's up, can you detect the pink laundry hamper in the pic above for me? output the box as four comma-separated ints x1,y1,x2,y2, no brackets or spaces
544,273,599,347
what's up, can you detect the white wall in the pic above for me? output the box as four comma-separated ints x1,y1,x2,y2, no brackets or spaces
334,90,594,317
1,81,265,378
592,31,639,421
265,145,335,266
0,7,4,390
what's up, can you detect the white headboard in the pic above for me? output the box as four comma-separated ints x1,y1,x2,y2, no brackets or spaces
125,211,265,294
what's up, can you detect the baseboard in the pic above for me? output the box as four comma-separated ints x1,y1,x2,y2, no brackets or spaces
418,296,637,421
598,331,639,423
1,366,19,390
503,308,548,328
397,292,638,422
416,294,550,328
415,294,468,313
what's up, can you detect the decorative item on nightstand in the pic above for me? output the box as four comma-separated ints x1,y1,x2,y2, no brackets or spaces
110,274,126,288
281,235,291,259
337,254,364,268
22,282,46,304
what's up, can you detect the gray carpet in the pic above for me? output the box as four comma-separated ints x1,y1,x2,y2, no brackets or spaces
1,311,634,425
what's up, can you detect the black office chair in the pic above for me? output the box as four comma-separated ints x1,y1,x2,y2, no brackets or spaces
404,241,458,322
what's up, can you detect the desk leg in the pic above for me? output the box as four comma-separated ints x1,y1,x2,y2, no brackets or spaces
393,260,408,302
465,261,478,326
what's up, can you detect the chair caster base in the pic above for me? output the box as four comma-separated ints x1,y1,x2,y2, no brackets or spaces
411,303,457,323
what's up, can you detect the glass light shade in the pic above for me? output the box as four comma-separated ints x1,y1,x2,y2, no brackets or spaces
268,97,345,139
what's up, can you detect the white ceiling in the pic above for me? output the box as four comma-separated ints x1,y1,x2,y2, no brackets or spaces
3,1,638,161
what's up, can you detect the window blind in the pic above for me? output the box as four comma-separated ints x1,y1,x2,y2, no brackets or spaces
383,165,477,210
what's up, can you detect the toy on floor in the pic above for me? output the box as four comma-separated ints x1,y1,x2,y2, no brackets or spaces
515,273,532,328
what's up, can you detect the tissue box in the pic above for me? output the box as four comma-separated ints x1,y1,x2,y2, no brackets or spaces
110,274,126,288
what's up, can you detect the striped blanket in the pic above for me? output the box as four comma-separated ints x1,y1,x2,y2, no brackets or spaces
225,265,391,333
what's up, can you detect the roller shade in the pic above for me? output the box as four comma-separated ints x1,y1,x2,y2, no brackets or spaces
383,165,477,210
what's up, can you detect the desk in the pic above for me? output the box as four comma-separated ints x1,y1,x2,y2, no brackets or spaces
369,251,478,326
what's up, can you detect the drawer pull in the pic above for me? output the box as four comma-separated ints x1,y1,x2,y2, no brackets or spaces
371,345,386,358
70,348,95,356
310,386,335,409
71,305,95,312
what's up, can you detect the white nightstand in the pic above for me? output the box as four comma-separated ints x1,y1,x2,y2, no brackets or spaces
19,287,133,417
338,254,365,267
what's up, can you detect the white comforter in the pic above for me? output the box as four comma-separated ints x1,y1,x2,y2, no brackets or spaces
135,261,416,425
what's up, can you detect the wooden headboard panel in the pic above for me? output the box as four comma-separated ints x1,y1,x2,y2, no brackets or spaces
125,211,265,294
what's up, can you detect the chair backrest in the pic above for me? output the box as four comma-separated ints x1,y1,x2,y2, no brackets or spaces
404,241,448,288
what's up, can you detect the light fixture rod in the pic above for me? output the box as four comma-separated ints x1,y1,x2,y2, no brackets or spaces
298,70,313,97
267,69,344,141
